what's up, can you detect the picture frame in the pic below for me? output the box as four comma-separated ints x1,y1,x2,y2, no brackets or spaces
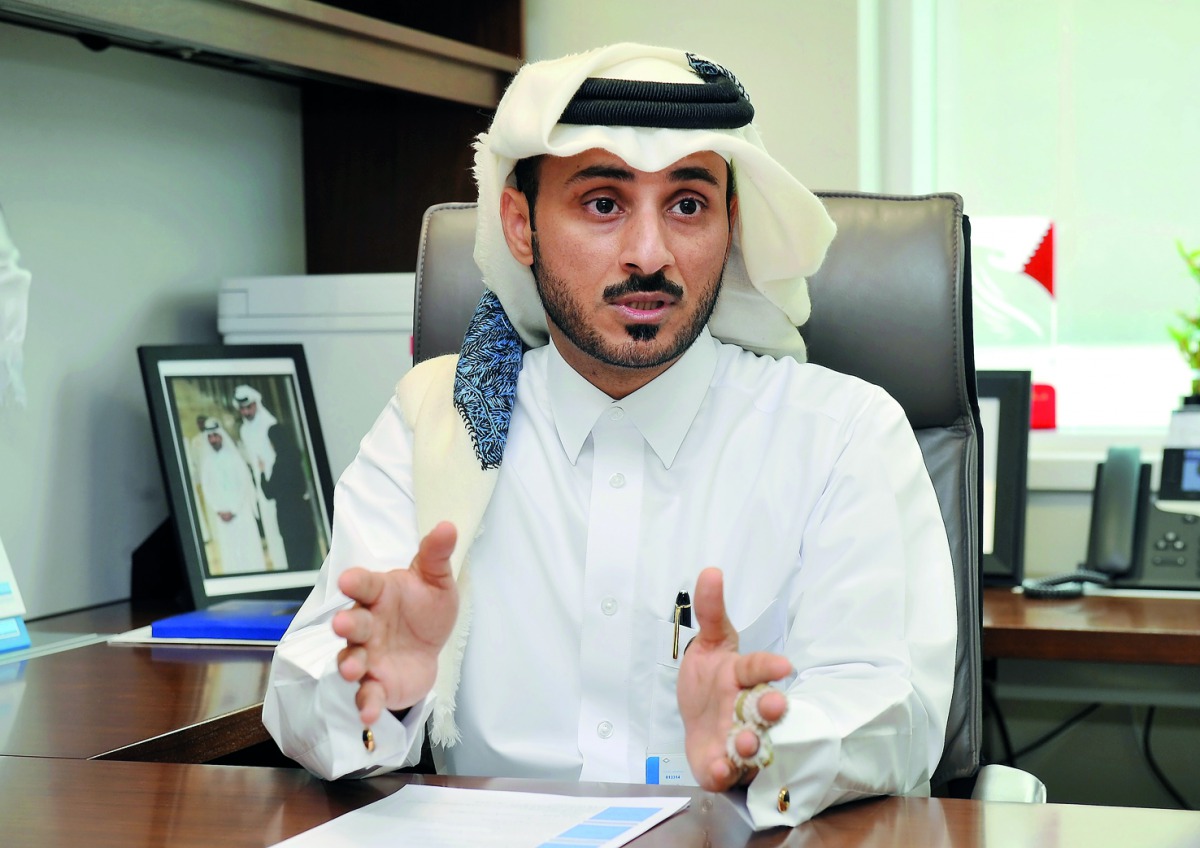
977,370,1032,587
138,344,334,609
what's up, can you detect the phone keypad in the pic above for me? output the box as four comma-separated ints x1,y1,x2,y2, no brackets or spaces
1147,516,1198,571
1137,507,1200,587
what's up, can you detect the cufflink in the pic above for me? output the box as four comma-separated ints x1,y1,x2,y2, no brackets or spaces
362,728,375,752
777,787,790,813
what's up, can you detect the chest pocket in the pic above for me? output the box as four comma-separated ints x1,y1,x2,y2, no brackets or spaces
647,597,788,753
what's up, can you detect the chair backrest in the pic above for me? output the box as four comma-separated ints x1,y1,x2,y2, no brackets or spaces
411,194,981,786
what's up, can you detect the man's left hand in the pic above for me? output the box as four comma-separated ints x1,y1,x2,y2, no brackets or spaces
678,567,792,792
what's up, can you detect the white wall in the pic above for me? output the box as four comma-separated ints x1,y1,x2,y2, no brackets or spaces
0,25,304,617
524,0,864,191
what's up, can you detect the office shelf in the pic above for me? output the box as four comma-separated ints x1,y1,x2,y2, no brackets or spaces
0,0,520,108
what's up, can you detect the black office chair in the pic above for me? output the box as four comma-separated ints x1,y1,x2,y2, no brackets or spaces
410,195,1044,801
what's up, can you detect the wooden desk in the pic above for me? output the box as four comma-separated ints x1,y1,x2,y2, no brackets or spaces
982,587,1200,665
6,603,273,762
3,757,1199,847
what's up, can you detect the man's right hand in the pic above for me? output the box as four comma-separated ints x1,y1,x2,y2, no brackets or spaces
332,521,458,725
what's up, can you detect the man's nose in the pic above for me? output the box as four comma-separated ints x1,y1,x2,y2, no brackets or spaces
620,209,675,276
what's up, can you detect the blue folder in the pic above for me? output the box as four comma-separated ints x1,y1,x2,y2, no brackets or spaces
151,599,301,641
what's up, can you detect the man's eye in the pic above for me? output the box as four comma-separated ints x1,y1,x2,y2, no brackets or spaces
674,198,702,216
588,198,617,215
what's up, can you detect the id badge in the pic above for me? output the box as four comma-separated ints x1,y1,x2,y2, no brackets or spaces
645,753,698,786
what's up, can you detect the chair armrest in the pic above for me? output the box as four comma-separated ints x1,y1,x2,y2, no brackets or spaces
971,764,1048,803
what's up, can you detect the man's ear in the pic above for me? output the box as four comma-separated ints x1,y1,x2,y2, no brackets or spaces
726,194,740,258
500,186,535,268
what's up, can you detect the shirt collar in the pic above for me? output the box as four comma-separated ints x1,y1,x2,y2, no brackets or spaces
547,327,719,468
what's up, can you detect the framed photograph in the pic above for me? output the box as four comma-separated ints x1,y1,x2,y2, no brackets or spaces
138,345,334,608
977,370,1032,587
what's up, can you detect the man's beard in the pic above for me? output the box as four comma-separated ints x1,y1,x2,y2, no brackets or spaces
531,239,723,370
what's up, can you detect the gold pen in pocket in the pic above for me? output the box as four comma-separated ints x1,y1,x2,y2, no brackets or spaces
673,590,692,660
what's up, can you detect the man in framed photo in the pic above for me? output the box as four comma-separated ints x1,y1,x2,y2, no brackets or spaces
197,417,266,576
233,384,289,571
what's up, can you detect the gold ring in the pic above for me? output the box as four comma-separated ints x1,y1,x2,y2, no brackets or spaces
735,688,751,723
735,683,771,726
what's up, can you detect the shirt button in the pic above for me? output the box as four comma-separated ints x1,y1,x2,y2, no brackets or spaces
597,721,614,739
601,597,618,616
609,473,625,488
609,407,625,421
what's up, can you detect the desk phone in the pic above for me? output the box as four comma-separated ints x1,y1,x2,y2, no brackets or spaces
1082,445,1200,591
1025,444,1200,598
1138,446,1200,588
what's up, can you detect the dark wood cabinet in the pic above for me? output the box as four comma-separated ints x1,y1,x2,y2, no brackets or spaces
300,0,522,273
301,81,498,274
319,0,522,56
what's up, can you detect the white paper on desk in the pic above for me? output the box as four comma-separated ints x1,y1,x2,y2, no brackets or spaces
271,784,689,848
106,625,278,647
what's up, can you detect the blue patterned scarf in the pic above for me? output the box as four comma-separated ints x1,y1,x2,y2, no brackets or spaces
453,291,524,470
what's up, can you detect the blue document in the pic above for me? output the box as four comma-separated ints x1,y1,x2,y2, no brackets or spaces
151,599,301,641
0,615,31,654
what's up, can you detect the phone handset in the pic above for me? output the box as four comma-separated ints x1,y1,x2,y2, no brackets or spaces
1084,446,1148,576
1023,447,1149,599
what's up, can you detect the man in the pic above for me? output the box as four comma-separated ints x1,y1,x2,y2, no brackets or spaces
233,385,289,570
261,424,322,571
197,417,266,575
264,43,956,829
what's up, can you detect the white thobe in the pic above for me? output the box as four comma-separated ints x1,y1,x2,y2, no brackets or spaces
264,329,957,829
199,444,266,575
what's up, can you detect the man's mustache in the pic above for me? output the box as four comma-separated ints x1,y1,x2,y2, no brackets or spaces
602,271,685,301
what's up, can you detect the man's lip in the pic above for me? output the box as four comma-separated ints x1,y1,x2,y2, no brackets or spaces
609,292,678,307
610,297,675,322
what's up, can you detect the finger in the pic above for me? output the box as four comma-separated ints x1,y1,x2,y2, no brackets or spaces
331,606,372,644
413,521,458,589
755,689,789,725
734,727,761,759
707,756,736,791
692,567,738,649
338,567,386,607
336,644,368,683
356,677,388,725
734,651,793,689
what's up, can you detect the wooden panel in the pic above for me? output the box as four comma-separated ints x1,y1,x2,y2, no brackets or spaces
320,0,523,56
6,759,1200,847
0,641,272,760
982,587,1200,664
0,0,519,105
302,82,492,273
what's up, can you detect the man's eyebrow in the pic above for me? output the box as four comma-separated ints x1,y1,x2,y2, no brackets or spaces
668,166,720,187
565,163,721,188
567,165,635,185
